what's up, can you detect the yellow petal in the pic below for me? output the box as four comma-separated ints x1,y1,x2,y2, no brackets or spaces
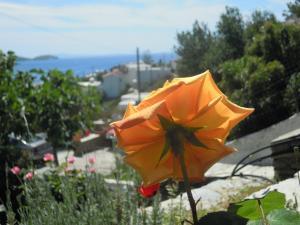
172,139,235,182
123,103,138,119
185,96,254,142
137,81,183,111
164,72,207,122
195,70,224,113
125,137,174,186
163,70,223,123
111,100,172,148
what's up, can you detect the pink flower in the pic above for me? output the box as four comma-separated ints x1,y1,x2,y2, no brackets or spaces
88,168,96,173
67,156,76,164
43,153,55,162
64,167,72,173
25,172,33,180
10,166,21,175
88,156,96,164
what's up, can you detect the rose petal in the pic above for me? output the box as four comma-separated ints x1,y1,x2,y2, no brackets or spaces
111,101,172,148
172,139,235,182
125,137,174,186
138,183,160,198
186,96,254,141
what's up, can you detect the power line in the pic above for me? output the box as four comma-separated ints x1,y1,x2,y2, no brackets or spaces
0,10,94,46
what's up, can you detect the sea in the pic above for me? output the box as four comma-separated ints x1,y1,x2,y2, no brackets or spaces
15,52,177,77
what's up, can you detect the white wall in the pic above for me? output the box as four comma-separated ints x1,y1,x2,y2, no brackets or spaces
101,75,126,99
126,64,171,90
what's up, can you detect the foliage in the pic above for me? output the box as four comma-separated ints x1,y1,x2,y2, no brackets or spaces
11,160,186,225
36,70,84,148
247,209,300,225
229,191,286,220
284,0,300,19
175,22,213,76
0,50,102,165
284,72,300,112
217,7,245,60
0,51,35,167
228,191,300,225
0,51,30,145
244,10,277,43
142,50,155,65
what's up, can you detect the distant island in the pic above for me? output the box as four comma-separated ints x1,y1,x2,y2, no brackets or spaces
16,55,58,61
33,55,58,60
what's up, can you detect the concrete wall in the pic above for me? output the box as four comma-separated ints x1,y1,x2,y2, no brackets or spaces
222,113,300,166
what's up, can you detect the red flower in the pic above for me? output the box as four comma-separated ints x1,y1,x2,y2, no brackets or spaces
138,183,160,198
85,130,91,136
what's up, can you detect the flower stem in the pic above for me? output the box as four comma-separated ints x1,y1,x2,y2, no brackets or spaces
257,199,269,225
178,149,199,225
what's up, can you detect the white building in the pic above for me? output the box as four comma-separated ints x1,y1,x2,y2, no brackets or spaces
118,90,150,110
100,62,171,100
101,69,127,99
126,61,171,90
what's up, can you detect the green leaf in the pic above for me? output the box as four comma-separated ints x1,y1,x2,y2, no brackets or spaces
247,209,300,225
229,191,286,220
156,139,170,167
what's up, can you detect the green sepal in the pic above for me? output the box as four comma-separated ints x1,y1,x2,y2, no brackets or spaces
184,131,208,149
184,126,206,133
156,139,170,167
157,114,174,130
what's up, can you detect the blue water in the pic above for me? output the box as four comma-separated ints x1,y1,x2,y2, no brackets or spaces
15,53,177,77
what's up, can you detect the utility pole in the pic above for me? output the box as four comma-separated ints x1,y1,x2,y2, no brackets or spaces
136,47,141,103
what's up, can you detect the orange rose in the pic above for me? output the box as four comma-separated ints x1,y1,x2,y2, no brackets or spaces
111,70,254,186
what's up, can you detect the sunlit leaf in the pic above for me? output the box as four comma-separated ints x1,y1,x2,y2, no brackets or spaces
229,191,286,220
247,209,300,225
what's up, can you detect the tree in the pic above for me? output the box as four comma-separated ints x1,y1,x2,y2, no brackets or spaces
245,10,277,43
175,21,213,76
142,50,154,65
284,72,300,112
0,51,35,224
217,7,245,59
36,70,91,164
284,0,300,19
247,22,300,75
0,51,29,146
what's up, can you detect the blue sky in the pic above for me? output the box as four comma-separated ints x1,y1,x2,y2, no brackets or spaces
0,0,290,57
